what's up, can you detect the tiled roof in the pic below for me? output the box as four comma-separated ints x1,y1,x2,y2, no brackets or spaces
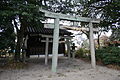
25,27,72,35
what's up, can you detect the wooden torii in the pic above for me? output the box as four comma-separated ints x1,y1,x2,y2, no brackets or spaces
39,9,100,72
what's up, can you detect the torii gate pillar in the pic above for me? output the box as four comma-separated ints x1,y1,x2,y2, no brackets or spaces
51,18,60,72
89,22,96,69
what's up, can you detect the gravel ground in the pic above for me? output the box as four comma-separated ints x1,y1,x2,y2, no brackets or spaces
0,56,120,80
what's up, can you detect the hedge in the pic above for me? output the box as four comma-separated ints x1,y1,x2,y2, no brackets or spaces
95,47,120,66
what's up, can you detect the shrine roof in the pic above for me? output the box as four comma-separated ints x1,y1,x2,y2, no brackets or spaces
25,26,72,36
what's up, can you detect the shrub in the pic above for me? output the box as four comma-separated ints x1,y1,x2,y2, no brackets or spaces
95,47,120,66
75,48,90,58
75,48,84,58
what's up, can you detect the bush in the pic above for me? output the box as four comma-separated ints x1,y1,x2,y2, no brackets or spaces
75,48,84,58
75,48,90,58
95,47,120,66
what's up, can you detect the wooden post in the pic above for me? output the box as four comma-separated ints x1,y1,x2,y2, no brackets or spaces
72,50,75,59
24,35,28,48
89,22,96,69
45,37,49,65
51,18,60,72
23,35,28,62
66,38,71,59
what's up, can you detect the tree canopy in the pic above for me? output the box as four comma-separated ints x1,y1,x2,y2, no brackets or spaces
0,0,44,61
84,0,120,40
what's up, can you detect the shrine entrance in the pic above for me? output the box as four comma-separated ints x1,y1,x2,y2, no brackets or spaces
39,9,100,72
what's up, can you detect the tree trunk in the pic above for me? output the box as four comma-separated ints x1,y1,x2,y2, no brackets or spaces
97,31,102,49
14,16,26,62
97,35,100,49
14,32,24,61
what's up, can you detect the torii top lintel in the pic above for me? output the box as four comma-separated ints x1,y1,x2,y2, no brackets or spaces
39,9,100,23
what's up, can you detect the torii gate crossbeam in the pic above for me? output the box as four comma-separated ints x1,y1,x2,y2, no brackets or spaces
40,9,100,23
39,9,100,72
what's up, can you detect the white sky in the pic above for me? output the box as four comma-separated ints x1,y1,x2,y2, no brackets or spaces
0,30,2,32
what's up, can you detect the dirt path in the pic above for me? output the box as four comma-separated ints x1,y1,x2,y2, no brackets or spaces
0,56,120,80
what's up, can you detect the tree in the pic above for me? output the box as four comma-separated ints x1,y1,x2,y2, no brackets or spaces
83,0,120,41
0,22,15,50
0,0,44,61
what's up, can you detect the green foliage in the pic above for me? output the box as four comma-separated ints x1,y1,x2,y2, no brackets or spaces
0,0,44,23
0,22,15,50
0,0,44,61
75,48,90,58
43,0,120,40
88,0,120,40
75,48,84,58
96,47,120,66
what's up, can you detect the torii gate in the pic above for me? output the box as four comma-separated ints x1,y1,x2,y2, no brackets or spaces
39,9,100,72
